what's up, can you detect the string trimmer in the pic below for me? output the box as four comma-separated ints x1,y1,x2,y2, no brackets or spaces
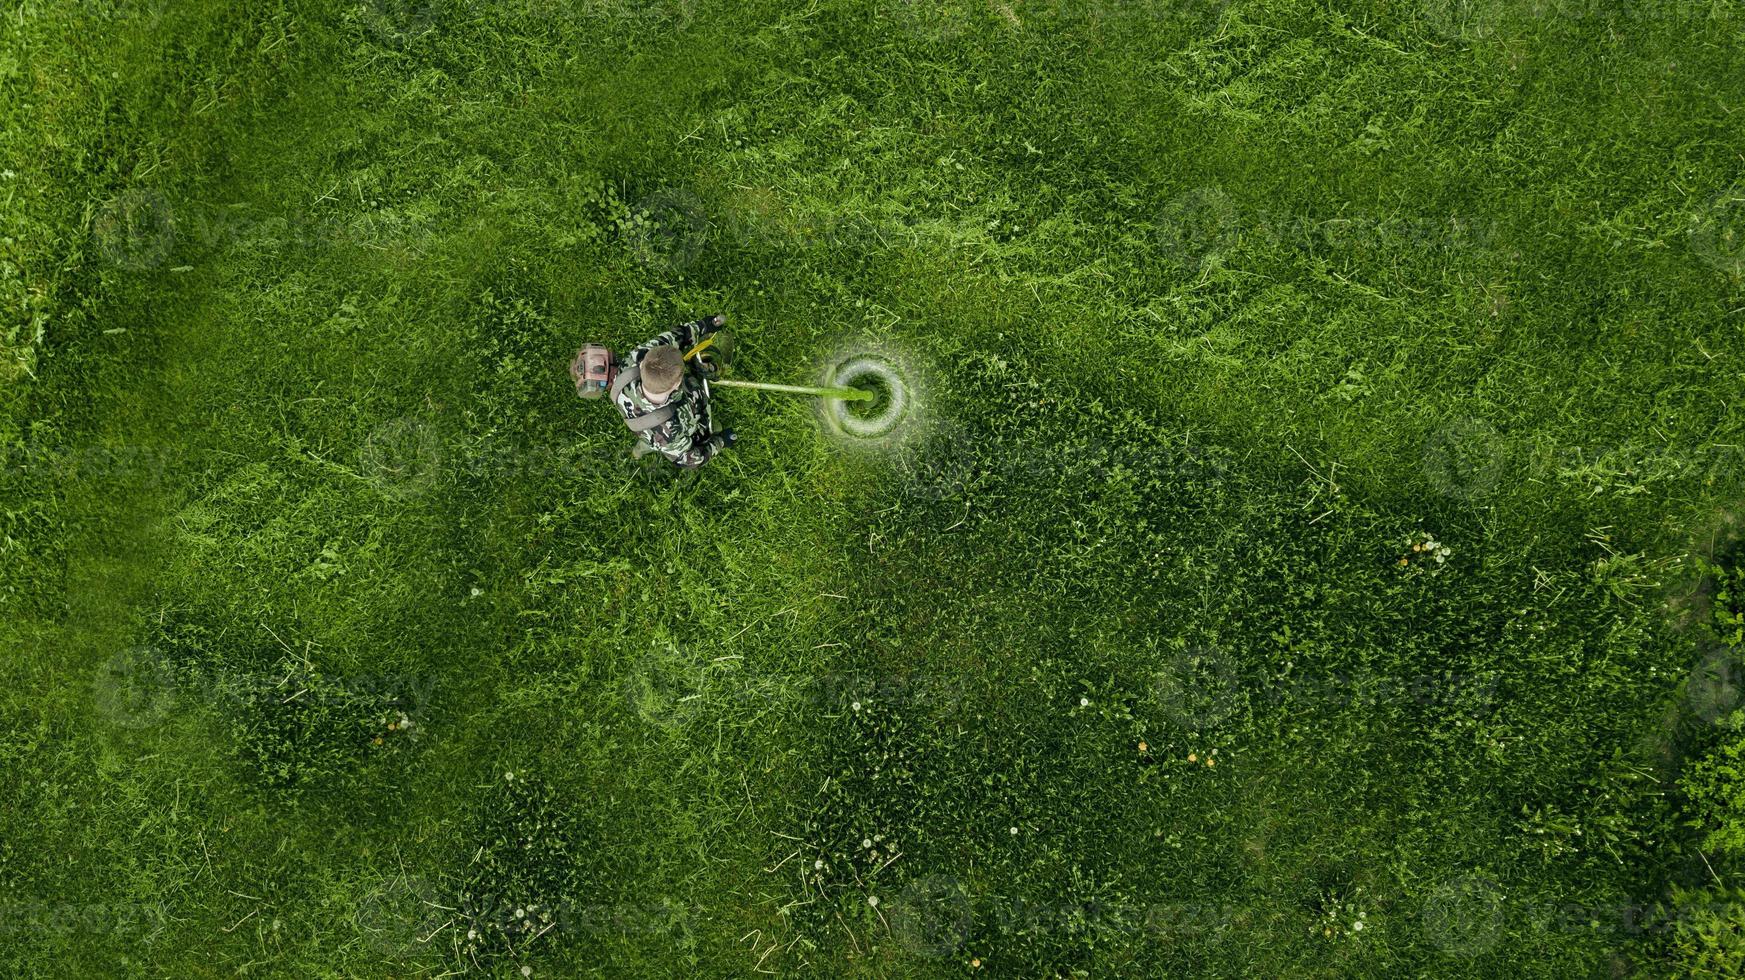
682,334,874,402
571,333,872,403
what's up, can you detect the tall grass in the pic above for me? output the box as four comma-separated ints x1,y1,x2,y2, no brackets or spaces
3,0,1744,976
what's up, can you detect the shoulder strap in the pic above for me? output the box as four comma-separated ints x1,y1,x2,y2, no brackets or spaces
611,364,679,432
611,357,682,433
625,403,677,432
609,362,639,401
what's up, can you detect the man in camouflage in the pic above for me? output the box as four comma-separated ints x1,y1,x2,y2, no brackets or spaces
612,314,737,468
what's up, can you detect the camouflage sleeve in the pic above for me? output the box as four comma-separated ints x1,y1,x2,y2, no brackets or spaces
648,383,723,468
661,430,727,469
630,316,717,359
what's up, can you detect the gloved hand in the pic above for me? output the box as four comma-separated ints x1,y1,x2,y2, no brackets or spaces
702,313,726,333
718,429,738,448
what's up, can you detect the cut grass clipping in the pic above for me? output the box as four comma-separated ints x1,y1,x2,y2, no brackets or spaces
828,356,908,438
814,349,919,444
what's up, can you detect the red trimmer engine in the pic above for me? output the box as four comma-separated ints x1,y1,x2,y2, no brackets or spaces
571,343,617,399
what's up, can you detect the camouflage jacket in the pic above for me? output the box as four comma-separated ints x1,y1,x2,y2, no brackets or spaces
613,317,727,468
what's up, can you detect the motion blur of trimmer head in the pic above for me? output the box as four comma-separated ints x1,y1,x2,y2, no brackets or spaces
571,343,617,399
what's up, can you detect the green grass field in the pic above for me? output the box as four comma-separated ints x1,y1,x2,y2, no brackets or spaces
6,1,1745,976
